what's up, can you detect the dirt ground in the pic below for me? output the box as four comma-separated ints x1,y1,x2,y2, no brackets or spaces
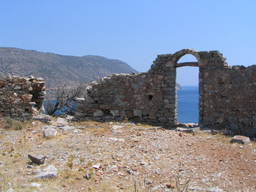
0,118,256,192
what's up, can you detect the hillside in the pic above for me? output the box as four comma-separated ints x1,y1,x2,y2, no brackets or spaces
0,48,137,88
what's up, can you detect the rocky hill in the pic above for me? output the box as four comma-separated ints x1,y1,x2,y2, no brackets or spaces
0,48,137,88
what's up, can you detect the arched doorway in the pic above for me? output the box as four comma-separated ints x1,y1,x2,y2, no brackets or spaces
172,49,201,126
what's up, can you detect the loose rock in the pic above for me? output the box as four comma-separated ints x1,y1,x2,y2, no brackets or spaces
144,179,153,185
28,154,46,165
34,165,58,179
230,135,251,144
84,173,91,180
56,117,68,127
30,182,41,188
33,114,51,123
58,125,75,131
92,163,101,169
176,127,195,133
42,126,57,138
6,188,15,192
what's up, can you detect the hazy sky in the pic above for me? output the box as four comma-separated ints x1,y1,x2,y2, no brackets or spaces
1,0,256,86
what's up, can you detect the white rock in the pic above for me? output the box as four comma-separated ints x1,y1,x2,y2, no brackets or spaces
43,127,57,138
109,137,125,142
92,164,101,169
206,187,224,192
59,125,75,131
107,165,118,172
66,115,74,121
127,169,139,175
6,188,15,192
112,125,124,129
73,129,81,133
111,125,123,134
144,179,153,185
74,97,85,101
34,165,58,179
30,182,41,188
189,186,224,192
56,117,68,126
151,185,162,191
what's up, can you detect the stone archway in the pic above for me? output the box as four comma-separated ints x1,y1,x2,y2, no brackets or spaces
172,49,201,67
172,49,201,125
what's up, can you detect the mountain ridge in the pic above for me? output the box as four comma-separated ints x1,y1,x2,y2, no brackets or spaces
0,47,137,88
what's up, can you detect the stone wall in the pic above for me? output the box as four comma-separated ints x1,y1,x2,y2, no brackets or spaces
76,71,175,126
201,64,256,136
0,76,45,120
76,49,256,137
76,52,179,126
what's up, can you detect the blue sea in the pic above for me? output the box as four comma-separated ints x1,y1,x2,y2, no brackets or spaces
177,86,199,123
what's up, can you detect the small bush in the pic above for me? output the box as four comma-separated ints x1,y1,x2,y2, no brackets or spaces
45,84,84,116
3,117,24,130
66,155,75,169
4,117,13,129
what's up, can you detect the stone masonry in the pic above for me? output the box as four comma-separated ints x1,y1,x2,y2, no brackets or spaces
0,76,45,120
76,49,256,137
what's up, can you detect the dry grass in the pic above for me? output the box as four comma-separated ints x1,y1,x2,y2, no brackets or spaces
71,120,113,135
0,117,33,130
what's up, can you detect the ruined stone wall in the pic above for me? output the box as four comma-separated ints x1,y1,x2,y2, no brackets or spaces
76,52,183,126
76,68,176,126
201,64,256,136
0,76,45,120
77,49,256,137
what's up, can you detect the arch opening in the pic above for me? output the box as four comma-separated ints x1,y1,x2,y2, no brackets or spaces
176,54,199,125
176,53,199,67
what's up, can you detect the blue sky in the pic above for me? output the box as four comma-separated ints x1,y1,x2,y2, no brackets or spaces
1,0,256,86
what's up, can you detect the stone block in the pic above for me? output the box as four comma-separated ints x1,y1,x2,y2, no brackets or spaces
93,110,103,117
110,110,119,116
133,109,142,117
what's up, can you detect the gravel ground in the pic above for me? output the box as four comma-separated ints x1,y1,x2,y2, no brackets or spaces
0,118,256,192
